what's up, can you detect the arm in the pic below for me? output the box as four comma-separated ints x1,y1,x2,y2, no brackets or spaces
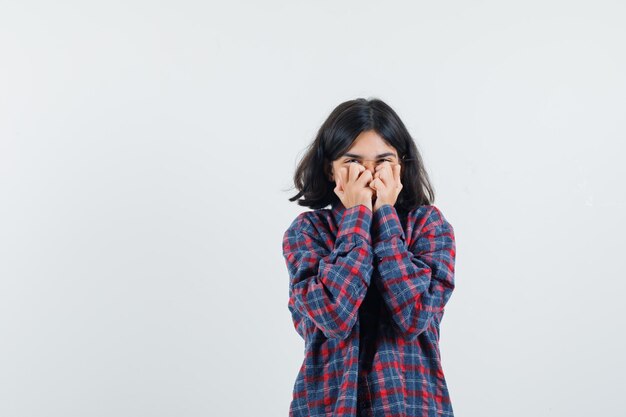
371,204,456,341
282,205,373,340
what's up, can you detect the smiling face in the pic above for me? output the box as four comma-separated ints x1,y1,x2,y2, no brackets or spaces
327,130,401,202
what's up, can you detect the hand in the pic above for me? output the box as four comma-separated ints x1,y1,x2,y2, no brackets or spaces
333,163,375,212
369,161,402,212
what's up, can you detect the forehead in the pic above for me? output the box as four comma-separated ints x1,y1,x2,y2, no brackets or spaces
340,144,398,159
341,130,398,158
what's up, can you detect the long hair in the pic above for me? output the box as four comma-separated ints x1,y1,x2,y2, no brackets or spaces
287,97,435,213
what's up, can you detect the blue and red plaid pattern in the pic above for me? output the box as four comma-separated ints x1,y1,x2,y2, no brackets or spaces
282,200,456,416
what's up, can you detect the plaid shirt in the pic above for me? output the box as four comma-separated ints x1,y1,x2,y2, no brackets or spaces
282,200,456,417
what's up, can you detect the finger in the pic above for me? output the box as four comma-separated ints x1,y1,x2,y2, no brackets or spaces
394,164,402,187
375,162,393,187
348,162,361,184
338,167,347,190
334,170,344,196
375,161,393,173
377,161,393,176
335,167,346,189
356,167,372,186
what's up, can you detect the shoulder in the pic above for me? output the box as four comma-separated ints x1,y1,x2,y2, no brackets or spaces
406,204,454,233
404,205,455,254
283,208,331,238
282,209,334,256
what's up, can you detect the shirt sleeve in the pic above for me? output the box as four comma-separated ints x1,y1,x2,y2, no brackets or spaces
371,204,456,341
282,205,374,340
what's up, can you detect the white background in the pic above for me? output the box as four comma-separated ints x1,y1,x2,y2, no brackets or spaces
1,1,625,416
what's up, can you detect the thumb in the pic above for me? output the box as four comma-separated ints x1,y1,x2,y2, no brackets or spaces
335,175,343,192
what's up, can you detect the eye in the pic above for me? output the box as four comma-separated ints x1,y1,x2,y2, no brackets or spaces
343,158,395,164
345,158,393,162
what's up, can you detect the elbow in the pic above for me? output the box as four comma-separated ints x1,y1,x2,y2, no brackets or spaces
320,315,359,340
321,329,351,340
390,314,434,342
392,322,427,342
291,298,359,340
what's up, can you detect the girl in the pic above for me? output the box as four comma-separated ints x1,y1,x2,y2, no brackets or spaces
282,98,456,417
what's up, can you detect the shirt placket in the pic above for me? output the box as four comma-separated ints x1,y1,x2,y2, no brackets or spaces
357,285,380,417
357,372,374,417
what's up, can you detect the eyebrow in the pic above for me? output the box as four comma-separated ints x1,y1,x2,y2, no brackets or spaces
342,152,398,159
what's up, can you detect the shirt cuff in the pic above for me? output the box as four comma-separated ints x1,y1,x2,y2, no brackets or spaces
336,204,373,245
372,204,405,243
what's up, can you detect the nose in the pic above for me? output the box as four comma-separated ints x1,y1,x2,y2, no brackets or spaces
361,160,377,173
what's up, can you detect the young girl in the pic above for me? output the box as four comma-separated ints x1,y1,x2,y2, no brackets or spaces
282,98,456,417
